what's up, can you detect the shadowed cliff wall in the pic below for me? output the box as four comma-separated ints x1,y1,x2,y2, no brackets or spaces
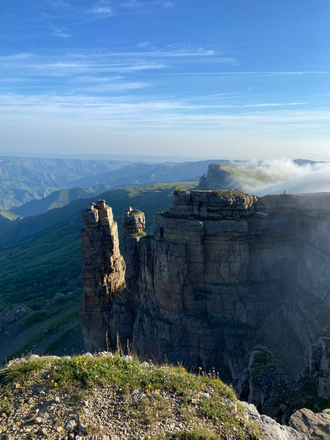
80,191,330,387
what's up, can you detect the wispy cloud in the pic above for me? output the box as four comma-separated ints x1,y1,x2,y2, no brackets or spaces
0,51,169,77
0,53,35,61
138,42,150,48
50,24,71,38
0,91,320,130
120,0,141,8
161,1,176,8
87,7,114,15
168,71,330,76
49,1,72,11
87,1,115,15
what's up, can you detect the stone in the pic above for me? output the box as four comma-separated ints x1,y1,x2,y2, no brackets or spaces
241,402,307,440
80,201,126,353
123,207,146,240
309,336,330,399
38,427,48,435
289,408,330,439
65,419,76,432
255,211,269,218
78,423,87,433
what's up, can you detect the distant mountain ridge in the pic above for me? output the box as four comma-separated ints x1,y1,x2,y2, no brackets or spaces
12,187,95,217
7,159,221,217
69,160,218,189
0,156,131,211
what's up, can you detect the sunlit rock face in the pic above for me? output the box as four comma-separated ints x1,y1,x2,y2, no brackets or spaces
80,199,126,353
197,163,241,191
80,191,330,393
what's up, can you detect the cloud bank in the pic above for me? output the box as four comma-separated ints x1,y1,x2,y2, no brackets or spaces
221,159,330,195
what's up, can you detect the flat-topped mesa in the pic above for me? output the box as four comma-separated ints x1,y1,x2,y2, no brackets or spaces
80,199,126,353
122,207,146,239
170,189,257,219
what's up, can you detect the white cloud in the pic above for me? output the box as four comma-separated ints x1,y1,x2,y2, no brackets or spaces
0,92,327,132
0,53,35,61
76,81,149,92
231,160,330,195
50,25,71,38
138,42,150,48
169,71,330,76
88,6,114,14
0,52,167,77
87,1,114,15
161,1,176,8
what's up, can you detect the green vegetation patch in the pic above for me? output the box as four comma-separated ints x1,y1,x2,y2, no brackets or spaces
250,351,276,384
129,210,143,216
0,210,20,221
203,190,250,198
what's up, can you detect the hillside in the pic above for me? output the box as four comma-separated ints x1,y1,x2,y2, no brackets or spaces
5,159,216,218
11,187,95,217
69,160,216,189
0,156,130,211
0,183,196,363
0,210,20,231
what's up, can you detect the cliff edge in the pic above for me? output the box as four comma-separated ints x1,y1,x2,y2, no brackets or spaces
80,191,330,417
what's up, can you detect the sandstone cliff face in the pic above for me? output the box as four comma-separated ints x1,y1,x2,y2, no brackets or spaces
80,191,330,411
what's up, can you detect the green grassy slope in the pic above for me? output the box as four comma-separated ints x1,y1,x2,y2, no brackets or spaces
0,210,19,221
0,355,263,440
11,187,95,217
0,182,196,362
0,210,20,234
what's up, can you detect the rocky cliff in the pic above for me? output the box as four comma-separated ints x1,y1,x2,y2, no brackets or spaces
198,163,241,191
80,190,330,416
80,200,125,352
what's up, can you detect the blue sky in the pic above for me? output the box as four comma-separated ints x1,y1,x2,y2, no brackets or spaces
1,0,330,160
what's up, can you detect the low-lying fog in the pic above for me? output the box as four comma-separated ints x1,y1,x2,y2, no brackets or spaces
221,159,330,195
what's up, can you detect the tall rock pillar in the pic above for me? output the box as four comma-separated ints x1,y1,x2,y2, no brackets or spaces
121,207,146,321
80,199,126,352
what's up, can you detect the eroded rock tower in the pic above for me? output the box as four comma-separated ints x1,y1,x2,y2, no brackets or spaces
80,199,125,352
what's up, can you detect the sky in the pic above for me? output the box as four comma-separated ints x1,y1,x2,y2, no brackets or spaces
1,0,330,160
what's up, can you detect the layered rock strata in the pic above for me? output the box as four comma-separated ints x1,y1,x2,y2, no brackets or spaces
81,191,330,410
80,200,125,352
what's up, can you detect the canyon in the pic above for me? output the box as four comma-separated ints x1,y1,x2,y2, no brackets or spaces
80,190,330,417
